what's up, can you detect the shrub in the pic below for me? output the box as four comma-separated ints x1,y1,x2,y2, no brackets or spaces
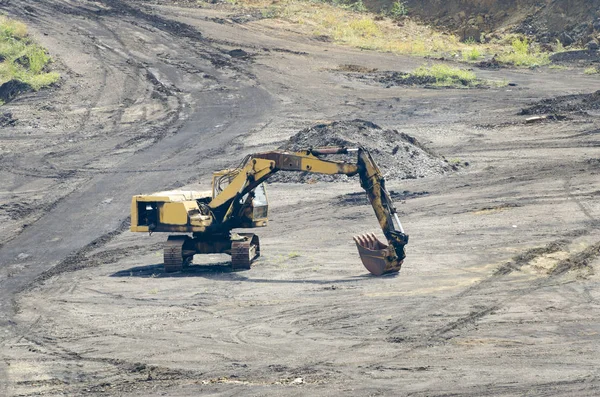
389,1,408,18
497,37,550,67
462,47,482,61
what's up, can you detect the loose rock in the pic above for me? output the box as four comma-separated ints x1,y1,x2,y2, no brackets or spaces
271,120,453,183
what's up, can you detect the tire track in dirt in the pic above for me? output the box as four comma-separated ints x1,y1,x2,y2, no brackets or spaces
381,235,600,357
0,2,266,358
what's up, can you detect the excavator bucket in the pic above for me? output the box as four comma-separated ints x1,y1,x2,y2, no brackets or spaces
353,233,402,276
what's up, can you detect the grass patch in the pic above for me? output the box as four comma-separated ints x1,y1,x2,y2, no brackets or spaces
496,37,550,67
0,15,59,103
462,47,482,61
234,0,467,56
227,0,558,68
411,64,479,87
584,66,599,75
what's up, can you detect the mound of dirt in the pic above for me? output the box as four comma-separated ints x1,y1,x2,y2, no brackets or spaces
270,120,454,183
519,90,600,116
549,50,600,65
0,80,32,103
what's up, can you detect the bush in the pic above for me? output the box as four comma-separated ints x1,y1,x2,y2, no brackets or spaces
511,37,529,54
389,1,408,18
497,37,550,67
462,47,481,61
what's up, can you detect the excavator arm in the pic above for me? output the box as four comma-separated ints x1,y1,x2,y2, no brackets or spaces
209,147,408,275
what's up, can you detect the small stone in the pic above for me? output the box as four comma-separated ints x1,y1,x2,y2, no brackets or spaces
291,377,304,384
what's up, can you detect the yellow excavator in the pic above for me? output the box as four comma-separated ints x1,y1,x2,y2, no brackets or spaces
130,147,408,276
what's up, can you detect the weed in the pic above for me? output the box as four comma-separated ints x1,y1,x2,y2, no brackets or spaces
261,5,280,18
497,37,550,67
511,37,529,54
389,1,408,18
584,66,598,75
412,64,479,87
462,47,481,61
288,251,301,259
0,16,27,39
24,72,60,90
347,18,381,37
347,0,367,13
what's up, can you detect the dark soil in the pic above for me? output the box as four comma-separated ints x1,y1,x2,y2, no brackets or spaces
550,50,600,65
339,70,484,88
519,90,600,116
476,57,502,70
271,120,453,183
0,112,17,127
0,80,32,103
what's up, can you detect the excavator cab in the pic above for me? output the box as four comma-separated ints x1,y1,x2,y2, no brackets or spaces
212,169,269,228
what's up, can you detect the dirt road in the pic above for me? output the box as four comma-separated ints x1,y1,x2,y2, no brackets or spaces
1,0,599,395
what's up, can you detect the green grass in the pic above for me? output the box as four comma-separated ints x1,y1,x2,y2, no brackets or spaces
584,66,599,75
389,1,408,18
412,64,479,87
0,15,59,102
229,0,557,68
496,37,550,67
462,47,482,61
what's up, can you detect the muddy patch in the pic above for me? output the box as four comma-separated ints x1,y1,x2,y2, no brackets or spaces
270,120,454,183
519,90,600,116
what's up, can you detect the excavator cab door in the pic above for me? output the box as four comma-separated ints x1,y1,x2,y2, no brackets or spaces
251,183,268,224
